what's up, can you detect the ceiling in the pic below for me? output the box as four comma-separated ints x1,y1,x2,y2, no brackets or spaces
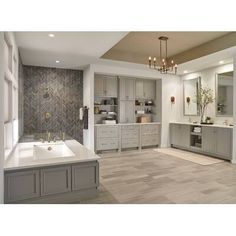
16,31,235,74
15,32,128,69
102,32,235,65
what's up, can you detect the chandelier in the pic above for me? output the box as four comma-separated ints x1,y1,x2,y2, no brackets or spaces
148,36,177,74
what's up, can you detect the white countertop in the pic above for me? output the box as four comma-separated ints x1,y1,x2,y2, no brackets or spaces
94,122,161,126
4,140,100,171
170,121,233,129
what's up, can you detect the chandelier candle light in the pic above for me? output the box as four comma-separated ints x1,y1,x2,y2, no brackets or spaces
148,36,177,74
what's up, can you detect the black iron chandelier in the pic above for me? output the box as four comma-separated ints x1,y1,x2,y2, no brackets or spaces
148,36,177,74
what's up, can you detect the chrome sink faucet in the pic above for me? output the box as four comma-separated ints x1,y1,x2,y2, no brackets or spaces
47,131,51,142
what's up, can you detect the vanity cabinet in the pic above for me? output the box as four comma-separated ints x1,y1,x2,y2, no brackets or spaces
202,126,232,160
94,74,117,97
135,79,156,99
41,166,71,196
5,170,40,203
170,123,232,160
119,100,135,123
119,77,135,100
170,124,190,148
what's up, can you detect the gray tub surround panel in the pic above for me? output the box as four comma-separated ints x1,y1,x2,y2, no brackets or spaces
94,123,161,153
4,140,100,203
23,66,83,143
170,122,233,160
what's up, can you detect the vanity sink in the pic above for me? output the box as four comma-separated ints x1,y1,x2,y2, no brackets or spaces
33,142,75,159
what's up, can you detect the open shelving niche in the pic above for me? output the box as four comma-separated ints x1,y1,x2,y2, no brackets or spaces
190,125,202,149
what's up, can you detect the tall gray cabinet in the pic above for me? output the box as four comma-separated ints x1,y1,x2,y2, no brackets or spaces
118,77,135,123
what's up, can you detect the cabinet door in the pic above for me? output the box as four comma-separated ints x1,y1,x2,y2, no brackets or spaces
119,101,135,123
119,77,135,100
180,125,190,148
5,170,40,203
72,162,99,191
135,79,144,99
104,76,117,97
125,78,135,100
216,128,232,159
41,166,71,196
144,80,156,99
170,124,181,146
202,127,216,154
94,77,104,97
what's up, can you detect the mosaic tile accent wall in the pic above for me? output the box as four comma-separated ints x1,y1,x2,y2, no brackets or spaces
23,66,83,143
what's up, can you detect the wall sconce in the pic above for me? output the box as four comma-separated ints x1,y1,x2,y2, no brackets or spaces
186,97,191,105
170,96,175,104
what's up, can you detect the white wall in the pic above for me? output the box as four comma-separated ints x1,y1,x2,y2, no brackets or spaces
83,61,181,150
0,33,5,203
180,63,233,124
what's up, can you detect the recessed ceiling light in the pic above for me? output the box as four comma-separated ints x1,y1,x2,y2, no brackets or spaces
56,60,60,63
183,70,188,74
48,33,55,37
219,60,224,64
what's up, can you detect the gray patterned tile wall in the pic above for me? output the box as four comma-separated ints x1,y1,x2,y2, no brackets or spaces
23,66,83,143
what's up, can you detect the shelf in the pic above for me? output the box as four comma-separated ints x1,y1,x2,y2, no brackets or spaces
190,132,202,136
135,105,155,107
94,104,118,106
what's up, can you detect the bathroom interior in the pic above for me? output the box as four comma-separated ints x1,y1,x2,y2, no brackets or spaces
0,31,236,206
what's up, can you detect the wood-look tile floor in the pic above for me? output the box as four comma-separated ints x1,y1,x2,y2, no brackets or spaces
80,149,236,204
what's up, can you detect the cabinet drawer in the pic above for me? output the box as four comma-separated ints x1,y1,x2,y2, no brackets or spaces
72,162,99,191
121,138,139,148
5,170,40,203
141,134,159,146
141,124,160,135
96,138,119,150
41,166,71,196
96,126,119,138
121,125,139,138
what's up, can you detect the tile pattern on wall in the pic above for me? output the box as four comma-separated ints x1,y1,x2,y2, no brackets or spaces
23,66,83,143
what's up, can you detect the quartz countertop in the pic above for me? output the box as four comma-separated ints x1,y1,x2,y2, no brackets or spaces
94,122,161,126
4,140,100,171
170,121,233,129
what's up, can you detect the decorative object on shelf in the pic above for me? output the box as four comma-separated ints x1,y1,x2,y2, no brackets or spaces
94,106,100,114
148,36,177,74
186,96,191,105
170,96,175,104
195,86,214,124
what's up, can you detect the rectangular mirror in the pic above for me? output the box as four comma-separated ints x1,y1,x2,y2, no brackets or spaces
216,71,233,116
183,77,201,116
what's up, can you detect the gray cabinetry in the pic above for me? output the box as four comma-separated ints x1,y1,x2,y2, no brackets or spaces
94,74,117,97
135,79,156,99
141,124,160,147
5,170,40,203
119,100,135,123
4,161,99,203
72,162,99,191
95,125,119,151
121,125,139,149
119,77,135,100
41,166,71,196
170,124,190,148
202,126,232,160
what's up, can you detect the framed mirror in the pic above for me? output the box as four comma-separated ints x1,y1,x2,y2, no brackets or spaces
216,71,233,116
183,77,201,116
